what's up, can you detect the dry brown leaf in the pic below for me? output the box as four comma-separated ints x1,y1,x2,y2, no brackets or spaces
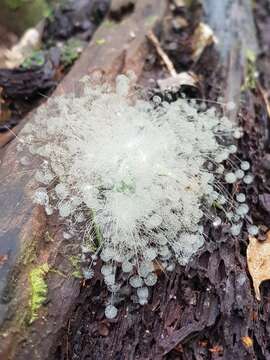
0,254,8,267
157,72,199,92
192,22,216,62
247,231,270,300
4,28,41,69
209,345,223,354
241,336,253,348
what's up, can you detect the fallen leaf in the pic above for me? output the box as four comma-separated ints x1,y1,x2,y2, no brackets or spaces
241,336,253,348
173,0,186,7
198,340,208,347
209,345,223,354
0,254,8,267
247,231,270,300
5,28,41,69
173,343,183,353
98,322,110,337
157,71,199,92
191,22,216,62
96,38,106,45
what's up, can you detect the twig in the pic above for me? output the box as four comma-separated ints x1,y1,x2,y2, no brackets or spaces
258,83,270,119
147,30,177,77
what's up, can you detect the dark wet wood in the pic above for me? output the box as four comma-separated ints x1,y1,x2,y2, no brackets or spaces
59,2,270,360
202,0,258,123
0,1,166,359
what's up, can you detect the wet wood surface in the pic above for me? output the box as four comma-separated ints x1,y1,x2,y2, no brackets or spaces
0,1,166,359
0,0,269,359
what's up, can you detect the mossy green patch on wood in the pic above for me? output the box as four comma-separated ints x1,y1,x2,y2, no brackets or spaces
242,49,258,91
96,38,106,45
29,263,49,323
20,238,37,266
61,38,84,67
69,256,83,278
103,20,116,28
22,50,45,69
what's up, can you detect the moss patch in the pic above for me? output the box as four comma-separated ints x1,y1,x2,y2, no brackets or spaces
69,256,83,278
96,38,106,46
29,263,49,323
61,38,84,67
22,51,45,69
242,49,258,91
20,238,37,266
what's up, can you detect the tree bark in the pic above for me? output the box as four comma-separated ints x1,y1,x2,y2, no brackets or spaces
58,1,270,360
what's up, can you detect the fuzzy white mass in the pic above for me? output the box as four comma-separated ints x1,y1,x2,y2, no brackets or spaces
22,75,235,266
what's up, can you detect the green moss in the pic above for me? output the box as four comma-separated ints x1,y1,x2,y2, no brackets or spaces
96,38,106,45
69,256,83,278
20,238,37,266
103,20,115,28
242,49,258,91
29,263,49,323
22,51,45,69
61,38,84,67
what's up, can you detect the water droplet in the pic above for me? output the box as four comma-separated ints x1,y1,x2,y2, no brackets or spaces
144,272,157,286
129,275,144,288
225,172,237,184
247,225,259,236
230,223,242,236
105,305,118,319
236,193,246,203
240,161,250,171
213,217,222,227
235,169,244,179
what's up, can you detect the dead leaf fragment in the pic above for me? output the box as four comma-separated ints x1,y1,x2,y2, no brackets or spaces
5,28,41,69
247,231,270,300
98,322,110,337
209,345,223,354
0,254,8,267
241,336,253,348
192,22,216,62
157,71,199,92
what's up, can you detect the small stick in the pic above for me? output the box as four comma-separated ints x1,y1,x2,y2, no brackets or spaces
258,83,270,120
147,30,177,77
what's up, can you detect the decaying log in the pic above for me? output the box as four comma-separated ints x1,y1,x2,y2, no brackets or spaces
202,0,258,122
1,0,269,359
57,2,269,360
0,1,166,359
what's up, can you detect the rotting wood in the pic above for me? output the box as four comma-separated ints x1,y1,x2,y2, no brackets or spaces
58,2,270,360
0,1,166,359
202,0,258,123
